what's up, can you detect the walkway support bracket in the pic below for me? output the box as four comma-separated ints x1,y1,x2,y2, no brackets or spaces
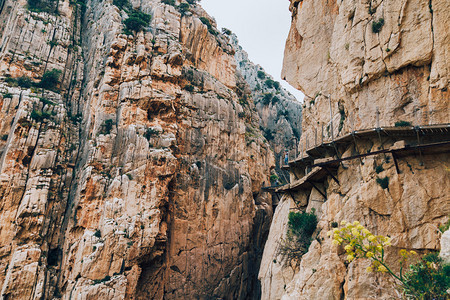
306,180,327,199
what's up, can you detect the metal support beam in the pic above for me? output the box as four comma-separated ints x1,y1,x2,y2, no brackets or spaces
323,166,340,185
391,152,401,174
274,192,281,203
306,180,327,199
352,132,364,165
287,190,296,203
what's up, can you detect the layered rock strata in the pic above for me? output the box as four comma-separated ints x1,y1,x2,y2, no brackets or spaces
259,0,450,299
0,0,276,299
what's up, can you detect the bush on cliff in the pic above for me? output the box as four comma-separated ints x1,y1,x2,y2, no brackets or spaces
27,0,58,14
278,209,318,265
39,69,62,90
124,10,151,34
199,17,218,35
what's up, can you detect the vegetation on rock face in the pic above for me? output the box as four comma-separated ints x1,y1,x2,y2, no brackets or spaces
124,10,151,33
144,128,159,140
161,0,175,6
329,221,450,300
199,17,218,35
221,27,232,35
178,3,190,15
261,93,273,105
395,120,413,127
257,71,266,79
439,217,450,233
27,0,58,14
40,69,61,90
372,18,385,33
31,109,51,122
269,174,279,184
278,209,318,265
376,176,389,189
113,0,130,10
100,119,114,135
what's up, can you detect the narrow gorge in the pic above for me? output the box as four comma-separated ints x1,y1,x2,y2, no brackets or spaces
0,0,448,299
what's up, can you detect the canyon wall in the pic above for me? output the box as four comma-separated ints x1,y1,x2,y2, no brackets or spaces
231,33,302,183
0,0,277,299
260,0,449,299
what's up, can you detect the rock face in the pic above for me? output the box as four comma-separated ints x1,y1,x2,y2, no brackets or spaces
0,0,277,299
259,0,450,299
230,33,302,181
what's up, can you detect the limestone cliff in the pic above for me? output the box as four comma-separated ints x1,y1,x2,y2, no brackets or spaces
0,0,277,299
229,33,302,183
259,0,449,299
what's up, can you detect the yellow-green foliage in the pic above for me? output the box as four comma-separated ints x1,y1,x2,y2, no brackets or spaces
329,221,450,299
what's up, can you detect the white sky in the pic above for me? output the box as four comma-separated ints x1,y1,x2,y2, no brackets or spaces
201,0,305,102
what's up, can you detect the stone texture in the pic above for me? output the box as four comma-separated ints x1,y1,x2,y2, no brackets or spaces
260,0,450,298
0,0,278,299
230,33,302,181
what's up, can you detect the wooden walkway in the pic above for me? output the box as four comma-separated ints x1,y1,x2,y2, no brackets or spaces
276,124,450,196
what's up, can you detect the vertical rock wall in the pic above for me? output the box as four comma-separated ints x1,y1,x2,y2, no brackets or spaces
259,0,450,299
230,33,302,181
0,0,276,298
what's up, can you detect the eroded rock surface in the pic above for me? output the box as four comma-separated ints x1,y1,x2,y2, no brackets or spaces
230,33,302,179
260,0,450,299
0,0,276,299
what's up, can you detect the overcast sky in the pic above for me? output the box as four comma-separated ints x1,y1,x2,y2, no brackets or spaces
201,0,305,102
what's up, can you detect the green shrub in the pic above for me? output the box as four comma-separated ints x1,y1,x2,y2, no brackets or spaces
331,221,338,228
161,0,175,6
184,84,195,92
221,27,232,35
144,127,159,140
113,0,129,10
269,174,279,183
265,79,274,88
261,93,273,105
372,18,385,33
199,17,217,35
100,119,114,135
395,120,412,127
186,0,199,4
92,275,111,285
271,96,280,104
178,2,190,15
94,230,101,238
124,10,151,33
273,81,280,90
375,165,384,174
18,76,34,88
40,97,56,106
402,253,450,299
39,69,61,90
257,71,266,79
288,209,318,237
31,109,51,122
1,134,8,141
376,176,389,189
27,0,57,14
278,209,318,264
2,93,13,98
